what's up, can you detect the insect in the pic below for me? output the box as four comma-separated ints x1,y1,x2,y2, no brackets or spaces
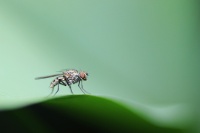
35,69,89,96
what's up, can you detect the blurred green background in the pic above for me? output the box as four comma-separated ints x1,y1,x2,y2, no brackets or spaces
0,0,199,131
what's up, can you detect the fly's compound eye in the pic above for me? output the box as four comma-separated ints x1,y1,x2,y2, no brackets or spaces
80,71,88,81
83,74,87,80
79,72,86,80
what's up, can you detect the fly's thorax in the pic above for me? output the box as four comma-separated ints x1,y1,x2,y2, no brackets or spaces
63,70,79,81
63,69,78,74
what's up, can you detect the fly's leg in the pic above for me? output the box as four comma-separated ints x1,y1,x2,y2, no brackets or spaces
59,80,66,86
65,78,74,94
54,80,67,96
80,80,90,94
46,88,55,97
68,85,73,94
54,83,60,96
77,77,90,94
78,81,86,94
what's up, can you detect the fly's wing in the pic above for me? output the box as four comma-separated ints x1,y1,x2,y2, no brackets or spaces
35,74,62,80
56,69,69,72
57,69,78,73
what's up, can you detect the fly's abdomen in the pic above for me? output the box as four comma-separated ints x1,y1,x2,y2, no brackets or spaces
50,79,58,88
50,76,65,88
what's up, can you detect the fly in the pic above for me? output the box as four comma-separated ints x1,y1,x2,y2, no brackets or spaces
35,69,89,96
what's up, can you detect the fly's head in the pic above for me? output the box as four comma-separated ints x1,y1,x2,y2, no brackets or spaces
79,71,88,81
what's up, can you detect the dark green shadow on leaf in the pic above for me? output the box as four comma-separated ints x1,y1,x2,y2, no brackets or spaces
0,95,186,133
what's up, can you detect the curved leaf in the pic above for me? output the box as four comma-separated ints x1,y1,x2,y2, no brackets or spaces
0,95,186,133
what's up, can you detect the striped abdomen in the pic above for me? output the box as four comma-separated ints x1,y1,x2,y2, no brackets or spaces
50,76,65,88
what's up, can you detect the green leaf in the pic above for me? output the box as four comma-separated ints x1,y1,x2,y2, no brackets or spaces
0,95,186,133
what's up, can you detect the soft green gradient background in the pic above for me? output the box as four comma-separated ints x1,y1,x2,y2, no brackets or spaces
0,0,199,130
